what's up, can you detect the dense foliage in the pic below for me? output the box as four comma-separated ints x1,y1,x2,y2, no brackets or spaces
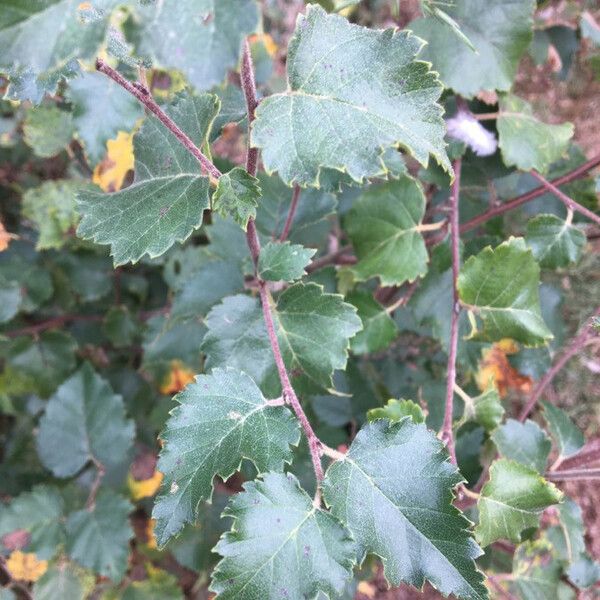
1,1,599,598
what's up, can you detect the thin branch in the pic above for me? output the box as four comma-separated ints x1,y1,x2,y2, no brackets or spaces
240,39,259,176
240,38,324,502
552,440,600,471
519,307,600,421
530,170,600,227
460,153,600,234
546,468,600,481
305,245,353,273
0,556,33,600
86,457,106,510
441,158,462,465
279,185,301,242
4,306,168,338
95,58,222,182
321,444,347,461
257,279,324,494
4,314,103,338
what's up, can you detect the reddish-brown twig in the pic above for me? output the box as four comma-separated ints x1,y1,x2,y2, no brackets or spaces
95,58,221,181
519,307,600,422
240,41,324,499
441,158,462,465
279,185,302,241
530,170,600,227
460,154,600,234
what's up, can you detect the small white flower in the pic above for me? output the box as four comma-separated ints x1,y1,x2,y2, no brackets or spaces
446,111,498,157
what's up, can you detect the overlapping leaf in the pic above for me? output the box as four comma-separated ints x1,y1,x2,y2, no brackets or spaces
542,402,584,458
0,0,114,102
526,214,586,269
22,181,87,250
138,0,259,91
347,290,398,355
212,167,261,230
344,178,429,285
491,419,551,473
0,486,65,560
258,241,316,282
65,490,132,582
458,238,552,345
77,93,219,265
252,5,450,186
211,472,355,599
203,284,362,394
36,363,134,478
323,419,487,599
498,95,574,174
475,459,562,547
410,0,535,98
153,369,300,546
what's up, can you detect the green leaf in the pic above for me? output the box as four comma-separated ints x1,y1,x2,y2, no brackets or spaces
0,485,65,560
138,0,259,91
68,70,143,165
77,92,219,265
568,555,600,589
542,402,584,458
252,5,450,186
498,95,574,174
203,285,362,394
458,238,552,345
152,369,300,546
275,283,362,390
511,540,564,600
66,489,132,582
475,459,562,547
22,180,86,250
211,472,355,600
23,105,74,157
171,259,245,321
367,398,425,424
525,214,586,269
255,173,337,243
165,490,230,575
0,0,112,102
491,419,551,473
471,388,504,432
344,178,429,286
258,241,316,282
102,306,138,348
0,278,20,324
410,0,535,98
2,331,77,398
122,571,183,600
0,241,53,313
36,363,134,478
32,564,88,600
213,167,261,230
322,419,487,598
347,290,398,355
202,295,279,396
556,498,586,562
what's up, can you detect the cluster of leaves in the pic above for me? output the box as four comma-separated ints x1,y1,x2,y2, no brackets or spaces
1,1,600,599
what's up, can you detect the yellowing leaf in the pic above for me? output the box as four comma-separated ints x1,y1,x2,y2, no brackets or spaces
145,519,158,549
249,33,277,57
357,581,376,598
92,131,134,192
6,551,48,582
0,221,18,251
159,360,196,395
128,470,164,501
476,339,533,398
